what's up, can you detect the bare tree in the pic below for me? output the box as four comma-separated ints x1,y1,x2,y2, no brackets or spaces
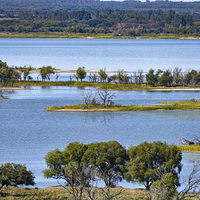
69,74,74,81
133,72,139,84
176,162,200,200
149,163,200,200
98,89,115,106
100,187,123,200
73,74,79,81
179,137,195,145
85,174,100,200
82,91,93,106
55,73,60,81
193,135,200,145
138,70,144,85
117,70,129,84
57,163,96,200
89,73,98,83
173,67,182,85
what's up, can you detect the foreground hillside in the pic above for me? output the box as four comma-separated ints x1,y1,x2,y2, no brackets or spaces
1,186,198,200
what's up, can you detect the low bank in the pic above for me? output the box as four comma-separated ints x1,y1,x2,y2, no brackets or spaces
0,32,200,39
46,100,200,112
14,81,200,91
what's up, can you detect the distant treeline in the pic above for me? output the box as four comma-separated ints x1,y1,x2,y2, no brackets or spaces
1,59,200,87
2,0,200,14
0,9,199,36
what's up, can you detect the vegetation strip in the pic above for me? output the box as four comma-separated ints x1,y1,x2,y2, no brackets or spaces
46,99,200,112
179,145,200,152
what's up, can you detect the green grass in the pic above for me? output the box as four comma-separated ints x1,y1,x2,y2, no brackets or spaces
1,185,199,199
46,99,200,112
179,145,200,152
14,81,200,91
15,81,186,91
15,81,151,90
0,186,149,200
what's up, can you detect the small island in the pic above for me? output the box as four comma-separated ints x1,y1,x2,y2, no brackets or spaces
47,99,200,112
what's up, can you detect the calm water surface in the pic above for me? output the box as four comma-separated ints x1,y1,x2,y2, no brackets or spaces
1,38,200,188
0,86,200,188
1,38,200,71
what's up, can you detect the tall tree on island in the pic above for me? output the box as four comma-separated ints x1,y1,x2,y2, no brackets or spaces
76,66,86,82
98,68,107,83
40,66,54,81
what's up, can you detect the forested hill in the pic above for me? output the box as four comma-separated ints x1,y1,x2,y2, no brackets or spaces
1,0,200,14
1,0,200,37
0,9,199,37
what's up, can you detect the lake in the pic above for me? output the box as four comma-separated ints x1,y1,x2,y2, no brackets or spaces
0,86,200,188
1,38,200,71
1,38,200,189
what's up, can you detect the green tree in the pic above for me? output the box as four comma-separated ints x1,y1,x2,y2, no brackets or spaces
125,141,182,190
0,66,20,86
83,141,129,187
110,74,117,83
40,66,54,81
43,142,93,200
0,60,7,69
98,68,107,82
146,69,162,87
184,69,197,85
193,71,200,85
173,67,182,86
22,65,32,81
158,70,173,86
151,172,179,200
76,66,86,82
0,163,35,191
117,70,129,84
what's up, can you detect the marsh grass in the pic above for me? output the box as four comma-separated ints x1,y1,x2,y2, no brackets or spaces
179,145,200,152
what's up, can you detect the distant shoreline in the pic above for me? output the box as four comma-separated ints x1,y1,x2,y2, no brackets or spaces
150,88,200,91
30,69,119,73
0,33,200,40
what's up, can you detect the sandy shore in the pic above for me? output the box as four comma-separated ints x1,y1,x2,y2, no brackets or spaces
0,87,29,90
150,88,200,91
51,108,117,112
31,69,119,73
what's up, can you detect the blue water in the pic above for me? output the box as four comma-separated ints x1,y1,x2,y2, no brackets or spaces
0,38,200,71
0,86,200,188
1,38,200,189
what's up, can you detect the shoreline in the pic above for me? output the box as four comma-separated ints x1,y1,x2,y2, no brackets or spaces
0,87,30,90
150,88,200,91
30,69,119,73
48,109,200,112
2,84,200,92
0,33,200,40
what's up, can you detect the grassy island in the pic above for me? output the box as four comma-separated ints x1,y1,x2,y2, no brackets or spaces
46,99,200,112
14,81,200,91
